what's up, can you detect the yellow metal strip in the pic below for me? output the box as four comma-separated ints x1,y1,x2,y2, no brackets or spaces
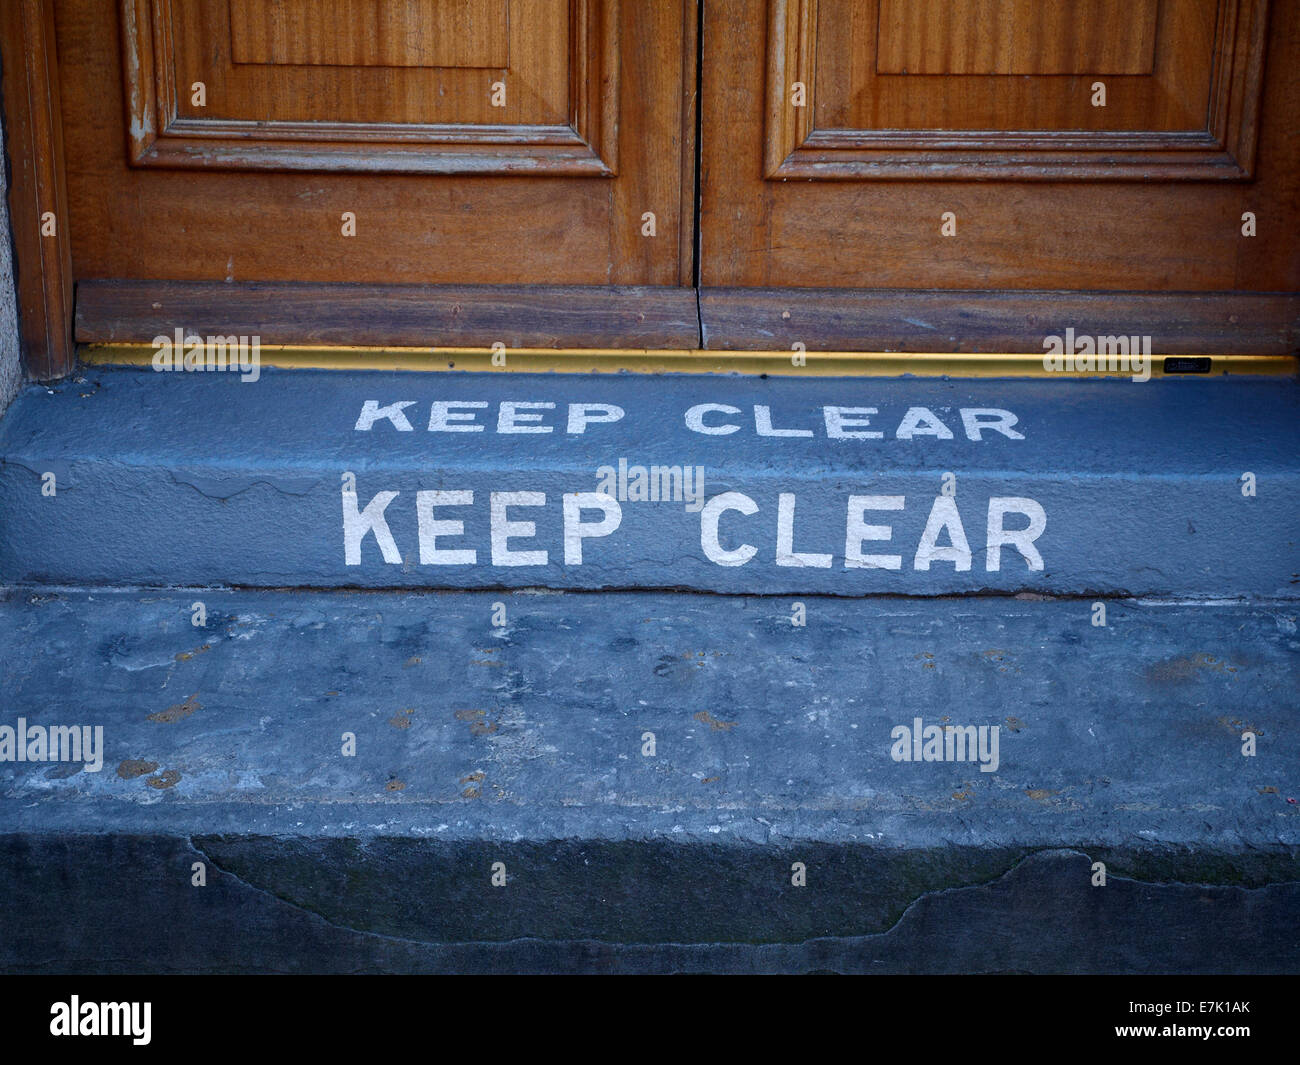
79,344,1298,378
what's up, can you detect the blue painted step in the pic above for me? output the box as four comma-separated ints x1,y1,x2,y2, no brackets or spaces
1,588,1296,973
1,367,1297,595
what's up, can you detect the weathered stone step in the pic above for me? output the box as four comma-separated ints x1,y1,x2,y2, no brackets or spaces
1,588,1296,972
1,367,1296,595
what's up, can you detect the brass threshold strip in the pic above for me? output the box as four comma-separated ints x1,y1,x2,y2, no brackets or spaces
79,344,1298,378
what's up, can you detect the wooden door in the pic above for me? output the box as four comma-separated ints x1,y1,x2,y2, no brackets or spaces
42,0,698,353
699,0,1300,353
7,0,1298,372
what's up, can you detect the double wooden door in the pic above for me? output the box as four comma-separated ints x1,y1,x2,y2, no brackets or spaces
8,0,1299,369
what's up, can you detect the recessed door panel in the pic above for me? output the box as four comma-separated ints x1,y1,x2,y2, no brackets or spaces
703,0,1298,293
53,0,695,287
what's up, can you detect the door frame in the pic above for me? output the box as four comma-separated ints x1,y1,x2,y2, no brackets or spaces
2,0,74,379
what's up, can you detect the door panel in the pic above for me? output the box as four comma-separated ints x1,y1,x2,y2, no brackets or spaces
704,0,1299,294
56,0,693,288
777,0,1252,178
125,0,603,173
229,1,511,69
875,0,1160,76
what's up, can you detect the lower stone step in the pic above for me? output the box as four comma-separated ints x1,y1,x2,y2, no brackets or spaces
1,587,1296,972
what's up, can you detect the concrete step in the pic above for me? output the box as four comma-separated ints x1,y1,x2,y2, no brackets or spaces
1,367,1297,596
1,587,1296,973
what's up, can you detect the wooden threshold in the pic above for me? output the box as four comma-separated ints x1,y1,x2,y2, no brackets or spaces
75,281,703,350
80,344,1296,378
700,288,1300,356
74,282,1300,367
